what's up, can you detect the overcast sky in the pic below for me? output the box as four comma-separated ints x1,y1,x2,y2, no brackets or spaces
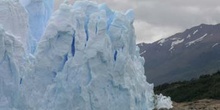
55,0,220,43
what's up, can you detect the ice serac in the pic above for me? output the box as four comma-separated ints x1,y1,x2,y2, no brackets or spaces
0,3,29,109
0,1,172,110
20,0,54,41
29,1,172,109
18,0,54,53
0,26,29,110
0,0,29,48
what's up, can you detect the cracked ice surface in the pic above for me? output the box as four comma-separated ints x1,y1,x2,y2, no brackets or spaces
0,1,172,110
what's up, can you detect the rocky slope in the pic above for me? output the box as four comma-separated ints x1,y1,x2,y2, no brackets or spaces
172,99,220,110
138,24,220,85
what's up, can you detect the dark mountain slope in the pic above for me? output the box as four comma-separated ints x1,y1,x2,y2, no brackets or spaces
138,24,220,85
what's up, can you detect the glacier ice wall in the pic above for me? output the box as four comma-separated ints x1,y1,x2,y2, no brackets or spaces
0,25,29,110
22,0,54,41
18,0,54,53
0,0,29,48
0,1,172,110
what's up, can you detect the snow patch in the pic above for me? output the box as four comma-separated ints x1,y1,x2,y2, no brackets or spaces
170,38,179,40
187,34,191,38
140,50,146,55
212,43,219,48
158,38,166,46
186,33,207,47
169,39,184,51
193,29,198,35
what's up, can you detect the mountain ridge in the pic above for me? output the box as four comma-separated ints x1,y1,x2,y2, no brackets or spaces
138,23,220,85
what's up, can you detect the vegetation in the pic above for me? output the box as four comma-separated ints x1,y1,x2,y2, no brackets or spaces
154,71,220,102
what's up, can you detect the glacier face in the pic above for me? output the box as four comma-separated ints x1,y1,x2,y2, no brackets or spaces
18,0,54,53
0,1,172,110
0,0,29,48
0,26,29,110
22,0,54,41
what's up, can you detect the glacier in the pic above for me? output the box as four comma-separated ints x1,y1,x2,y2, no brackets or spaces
19,0,54,53
0,0,29,48
0,0,172,110
20,0,54,41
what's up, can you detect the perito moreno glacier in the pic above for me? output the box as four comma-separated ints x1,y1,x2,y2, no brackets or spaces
0,0,172,109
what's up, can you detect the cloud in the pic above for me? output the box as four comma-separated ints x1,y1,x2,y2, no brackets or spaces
54,0,220,43
134,20,181,43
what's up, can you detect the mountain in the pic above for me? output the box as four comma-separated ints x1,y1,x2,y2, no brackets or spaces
138,23,220,85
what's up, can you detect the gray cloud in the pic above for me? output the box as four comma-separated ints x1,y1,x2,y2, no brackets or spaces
55,0,220,43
